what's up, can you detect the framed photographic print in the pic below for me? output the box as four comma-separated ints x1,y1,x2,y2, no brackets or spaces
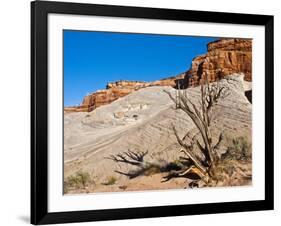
31,0,274,224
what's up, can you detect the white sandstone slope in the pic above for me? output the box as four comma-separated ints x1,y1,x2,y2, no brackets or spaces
64,74,252,191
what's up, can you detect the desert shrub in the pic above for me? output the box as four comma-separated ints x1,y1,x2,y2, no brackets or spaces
64,170,91,192
201,137,252,187
103,176,117,185
222,136,252,161
206,157,252,187
76,170,91,186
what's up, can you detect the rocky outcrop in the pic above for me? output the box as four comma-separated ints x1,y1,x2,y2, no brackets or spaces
64,106,89,113
81,86,137,112
65,73,185,112
184,38,252,87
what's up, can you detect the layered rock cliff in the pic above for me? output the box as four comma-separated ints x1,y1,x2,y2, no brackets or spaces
65,73,185,112
184,38,252,87
64,38,252,113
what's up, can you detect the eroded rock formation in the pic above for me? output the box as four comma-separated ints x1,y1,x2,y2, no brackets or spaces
184,38,252,87
65,74,185,112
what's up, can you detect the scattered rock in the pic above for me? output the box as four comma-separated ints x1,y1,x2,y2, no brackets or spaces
114,111,125,119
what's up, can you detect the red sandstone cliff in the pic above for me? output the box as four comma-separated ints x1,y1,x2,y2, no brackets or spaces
64,38,252,113
64,74,185,112
184,38,252,87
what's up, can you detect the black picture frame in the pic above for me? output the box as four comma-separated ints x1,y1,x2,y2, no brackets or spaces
31,0,274,224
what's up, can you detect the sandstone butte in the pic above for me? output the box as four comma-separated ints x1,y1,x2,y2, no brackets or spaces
64,38,252,113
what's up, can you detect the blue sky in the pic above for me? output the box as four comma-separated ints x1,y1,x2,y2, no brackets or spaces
64,30,217,106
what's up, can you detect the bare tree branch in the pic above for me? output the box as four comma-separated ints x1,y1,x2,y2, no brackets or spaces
213,132,224,152
165,77,229,178
105,150,149,167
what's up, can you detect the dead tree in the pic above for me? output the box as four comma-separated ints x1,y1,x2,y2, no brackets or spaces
165,75,229,179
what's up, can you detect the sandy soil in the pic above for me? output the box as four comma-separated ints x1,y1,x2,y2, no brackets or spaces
65,173,189,194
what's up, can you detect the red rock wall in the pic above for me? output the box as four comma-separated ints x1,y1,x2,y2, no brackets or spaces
82,87,135,112
76,73,185,112
185,38,252,87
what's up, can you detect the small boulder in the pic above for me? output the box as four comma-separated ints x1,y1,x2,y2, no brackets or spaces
114,111,125,119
